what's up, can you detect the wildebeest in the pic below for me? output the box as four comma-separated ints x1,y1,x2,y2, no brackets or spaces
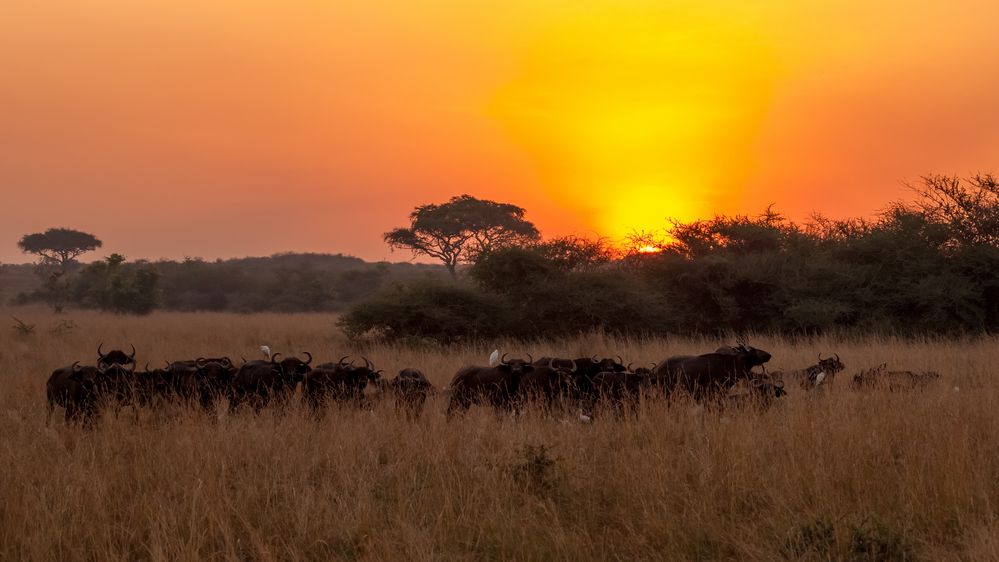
777,353,845,390
302,356,381,411
726,375,787,410
852,365,941,391
652,343,773,401
46,362,108,426
447,353,535,417
382,368,435,419
230,352,312,410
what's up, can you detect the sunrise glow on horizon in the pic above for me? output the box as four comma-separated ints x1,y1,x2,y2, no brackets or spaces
2,1,997,262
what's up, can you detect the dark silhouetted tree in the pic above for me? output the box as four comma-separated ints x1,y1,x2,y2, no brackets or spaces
17,228,102,312
18,228,102,267
384,194,539,278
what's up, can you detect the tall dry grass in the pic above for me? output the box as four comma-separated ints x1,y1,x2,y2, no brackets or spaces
1,308,997,561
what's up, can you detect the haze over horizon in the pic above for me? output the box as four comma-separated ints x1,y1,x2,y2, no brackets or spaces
2,0,997,264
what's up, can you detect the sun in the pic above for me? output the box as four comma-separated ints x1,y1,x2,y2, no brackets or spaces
637,245,662,254
489,3,780,240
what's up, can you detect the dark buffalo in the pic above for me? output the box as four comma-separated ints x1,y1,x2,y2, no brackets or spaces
383,368,435,419
230,352,312,410
94,343,141,404
520,359,578,411
586,368,650,418
97,343,137,373
778,353,845,390
46,363,108,426
135,363,176,407
532,355,627,403
166,357,236,409
447,353,535,417
653,343,773,401
726,375,787,410
302,356,381,411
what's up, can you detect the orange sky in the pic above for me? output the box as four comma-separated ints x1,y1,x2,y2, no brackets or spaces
2,0,997,263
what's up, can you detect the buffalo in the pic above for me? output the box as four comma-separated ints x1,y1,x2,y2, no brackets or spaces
382,368,435,419
46,362,108,426
532,355,627,404
447,353,535,417
653,343,773,401
230,352,312,410
586,368,650,418
726,375,787,410
778,353,845,390
166,357,236,409
520,359,578,412
302,356,381,411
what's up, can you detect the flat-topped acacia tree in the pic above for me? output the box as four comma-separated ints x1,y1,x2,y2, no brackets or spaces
18,227,103,268
384,194,540,278
17,227,102,311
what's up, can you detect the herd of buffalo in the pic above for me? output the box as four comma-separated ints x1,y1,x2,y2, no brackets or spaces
46,342,943,426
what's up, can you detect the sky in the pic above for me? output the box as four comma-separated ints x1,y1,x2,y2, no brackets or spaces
2,0,997,263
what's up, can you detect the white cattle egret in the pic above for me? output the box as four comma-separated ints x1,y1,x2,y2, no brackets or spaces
260,345,271,360
814,371,826,386
488,350,499,367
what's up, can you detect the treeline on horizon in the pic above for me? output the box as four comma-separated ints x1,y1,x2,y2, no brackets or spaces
342,175,999,341
3,174,997,339
2,253,446,314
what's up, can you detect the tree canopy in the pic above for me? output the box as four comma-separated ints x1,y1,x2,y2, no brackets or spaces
384,194,540,277
17,228,102,267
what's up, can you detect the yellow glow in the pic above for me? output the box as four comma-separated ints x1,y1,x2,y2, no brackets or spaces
491,5,780,243
637,245,662,254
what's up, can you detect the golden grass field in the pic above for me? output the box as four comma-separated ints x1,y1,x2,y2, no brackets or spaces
1,308,997,561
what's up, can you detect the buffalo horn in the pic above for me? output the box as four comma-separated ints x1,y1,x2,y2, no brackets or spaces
222,357,232,368
568,359,577,373
97,342,105,358
616,355,624,366
501,353,510,365
526,353,533,364
362,356,372,369
72,361,81,372
627,362,634,371
196,357,207,368
338,355,350,366
834,353,840,362
270,353,282,364
818,352,824,362
129,344,136,359
301,351,313,365
548,358,556,370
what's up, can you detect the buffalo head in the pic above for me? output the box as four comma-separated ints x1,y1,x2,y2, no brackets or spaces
97,343,137,373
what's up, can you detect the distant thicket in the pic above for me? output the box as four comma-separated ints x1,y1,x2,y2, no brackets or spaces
341,175,999,341
5,253,446,314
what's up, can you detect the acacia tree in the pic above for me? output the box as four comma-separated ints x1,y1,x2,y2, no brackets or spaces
17,228,102,311
18,228,103,267
384,194,539,277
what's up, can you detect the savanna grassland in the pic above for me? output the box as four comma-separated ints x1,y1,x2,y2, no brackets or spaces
1,309,997,561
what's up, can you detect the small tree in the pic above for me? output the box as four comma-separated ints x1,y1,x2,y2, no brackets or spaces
384,194,540,278
17,228,102,312
18,228,103,267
